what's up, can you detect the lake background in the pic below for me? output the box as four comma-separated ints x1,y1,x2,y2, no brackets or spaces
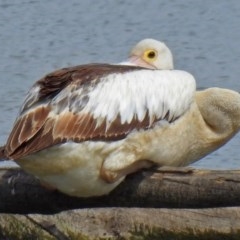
0,0,240,169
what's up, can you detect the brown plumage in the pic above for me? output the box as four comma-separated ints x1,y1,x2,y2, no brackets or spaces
4,64,172,160
0,146,5,159
23,64,143,111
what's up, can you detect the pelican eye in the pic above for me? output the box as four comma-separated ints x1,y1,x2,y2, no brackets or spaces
143,49,158,62
148,51,156,59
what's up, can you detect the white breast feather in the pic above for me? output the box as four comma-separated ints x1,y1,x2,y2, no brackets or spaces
84,70,196,125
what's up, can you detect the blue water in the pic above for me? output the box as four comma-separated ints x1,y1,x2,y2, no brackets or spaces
0,0,240,169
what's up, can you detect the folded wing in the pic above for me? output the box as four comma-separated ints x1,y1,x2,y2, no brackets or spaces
4,64,196,159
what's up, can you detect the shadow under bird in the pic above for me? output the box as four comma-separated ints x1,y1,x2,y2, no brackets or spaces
1,39,240,197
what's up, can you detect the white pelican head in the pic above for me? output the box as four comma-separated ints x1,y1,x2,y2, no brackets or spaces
128,38,174,70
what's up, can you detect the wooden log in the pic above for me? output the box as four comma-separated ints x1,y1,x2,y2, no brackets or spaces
1,207,240,239
1,167,240,239
1,167,240,213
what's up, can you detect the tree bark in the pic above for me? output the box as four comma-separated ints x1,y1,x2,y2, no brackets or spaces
1,207,240,240
1,167,240,213
1,167,240,239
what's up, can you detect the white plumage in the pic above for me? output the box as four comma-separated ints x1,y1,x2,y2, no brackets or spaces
77,70,195,125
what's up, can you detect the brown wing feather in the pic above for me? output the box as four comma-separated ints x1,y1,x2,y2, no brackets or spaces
0,146,6,159
5,106,51,158
6,110,160,160
37,64,143,101
4,63,160,160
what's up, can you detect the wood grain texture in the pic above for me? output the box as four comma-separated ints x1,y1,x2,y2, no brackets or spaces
1,167,240,239
1,167,240,213
1,207,240,239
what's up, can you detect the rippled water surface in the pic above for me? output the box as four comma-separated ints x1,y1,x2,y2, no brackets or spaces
1,0,240,169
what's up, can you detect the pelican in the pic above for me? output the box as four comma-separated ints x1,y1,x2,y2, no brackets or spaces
1,39,240,198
